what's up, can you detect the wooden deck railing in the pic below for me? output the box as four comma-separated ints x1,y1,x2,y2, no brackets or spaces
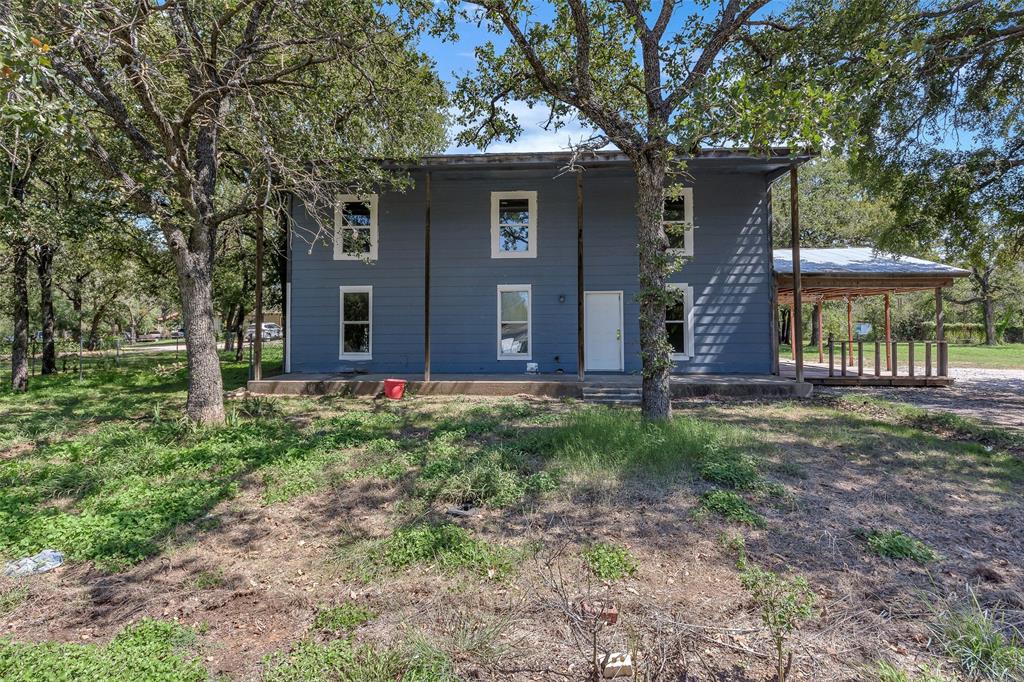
826,336,948,379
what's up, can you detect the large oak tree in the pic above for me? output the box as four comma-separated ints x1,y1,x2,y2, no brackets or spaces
24,0,446,421
454,0,831,418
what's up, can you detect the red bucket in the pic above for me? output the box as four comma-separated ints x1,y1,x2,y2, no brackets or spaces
383,378,407,400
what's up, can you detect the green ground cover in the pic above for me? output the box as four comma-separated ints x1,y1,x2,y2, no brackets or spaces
779,342,1024,370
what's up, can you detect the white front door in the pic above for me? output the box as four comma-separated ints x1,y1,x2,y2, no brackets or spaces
585,291,623,371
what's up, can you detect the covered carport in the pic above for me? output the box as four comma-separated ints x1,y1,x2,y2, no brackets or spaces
773,248,970,385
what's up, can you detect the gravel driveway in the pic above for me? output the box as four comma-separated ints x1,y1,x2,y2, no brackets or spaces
821,367,1024,431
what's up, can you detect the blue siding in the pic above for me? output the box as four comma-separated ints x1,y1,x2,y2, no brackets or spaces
288,165,773,375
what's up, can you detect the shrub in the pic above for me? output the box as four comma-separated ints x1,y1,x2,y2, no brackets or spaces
739,564,817,682
858,529,938,564
380,523,515,579
312,602,375,633
698,490,765,527
582,542,638,581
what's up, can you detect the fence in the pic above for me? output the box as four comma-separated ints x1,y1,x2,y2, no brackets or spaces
826,336,949,379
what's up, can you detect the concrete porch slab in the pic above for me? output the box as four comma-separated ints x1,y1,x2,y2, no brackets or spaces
247,372,812,399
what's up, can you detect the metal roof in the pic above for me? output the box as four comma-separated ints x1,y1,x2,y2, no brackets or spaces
388,148,814,178
773,248,969,277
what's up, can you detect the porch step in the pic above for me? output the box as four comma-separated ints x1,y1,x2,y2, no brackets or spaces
582,384,642,405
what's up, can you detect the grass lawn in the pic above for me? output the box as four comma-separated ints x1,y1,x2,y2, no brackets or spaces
2,354,1023,681
780,342,1024,370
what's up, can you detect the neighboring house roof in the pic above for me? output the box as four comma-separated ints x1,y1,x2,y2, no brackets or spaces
773,247,969,302
773,247,970,276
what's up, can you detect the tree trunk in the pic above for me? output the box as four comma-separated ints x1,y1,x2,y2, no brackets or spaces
87,302,109,350
36,244,56,374
983,296,996,345
11,242,30,392
234,306,246,363
276,205,289,340
633,156,672,420
223,303,237,352
171,246,225,424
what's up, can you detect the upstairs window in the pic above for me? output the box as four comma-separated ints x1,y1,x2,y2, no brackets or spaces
664,188,694,256
666,283,694,361
334,194,378,260
497,285,531,359
339,286,372,359
491,191,537,258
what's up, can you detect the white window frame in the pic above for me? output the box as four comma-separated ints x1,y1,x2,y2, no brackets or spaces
666,283,695,362
496,284,532,360
339,285,372,360
490,191,537,259
333,194,378,261
664,187,694,257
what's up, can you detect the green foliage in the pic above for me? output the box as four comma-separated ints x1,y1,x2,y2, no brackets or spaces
772,156,893,248
739,564,817,682
262,636,457,682
698,490,766,527
858,529,938,564
312,602,375,634
526,407,749,478
872,660,949,682
0,619,208,681
0,586,27,618
932,595,1024,681
417,444,558,509
379,523,515,579
581,542,637,581
697,447,761,490
188,570,225,590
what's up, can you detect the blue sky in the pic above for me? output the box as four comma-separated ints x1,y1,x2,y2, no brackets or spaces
419,4,599,154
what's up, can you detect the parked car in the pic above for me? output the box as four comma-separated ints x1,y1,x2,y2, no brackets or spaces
137,330,163,342
246,322,283,341
170,328,186,339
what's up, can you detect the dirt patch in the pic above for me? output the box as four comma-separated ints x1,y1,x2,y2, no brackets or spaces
2,395,1022,680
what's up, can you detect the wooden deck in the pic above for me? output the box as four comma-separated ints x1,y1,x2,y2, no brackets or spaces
247,372,813,398
779,359,953,386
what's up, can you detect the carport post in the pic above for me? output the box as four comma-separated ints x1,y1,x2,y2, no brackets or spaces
934,287,944,343
789,167,804,383
846,297,854,366
884,292,892,371
816,299,824,363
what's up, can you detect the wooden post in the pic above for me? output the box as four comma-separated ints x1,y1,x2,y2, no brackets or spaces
891,341,898,377
884,292,892,371
253,208,264,381
935,287,944,345
789,304,796,360
424,171,432,382
816,300,824,363
577,171,585,382
846,297,854,366
857,341,864,376
841,342,847,376
939,341,948,377
828,335,834,377
908,341,915,377
925,342,932,377
874,341,881,376
790,167,804,383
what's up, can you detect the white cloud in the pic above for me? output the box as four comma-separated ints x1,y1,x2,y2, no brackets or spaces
446,100,614,154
